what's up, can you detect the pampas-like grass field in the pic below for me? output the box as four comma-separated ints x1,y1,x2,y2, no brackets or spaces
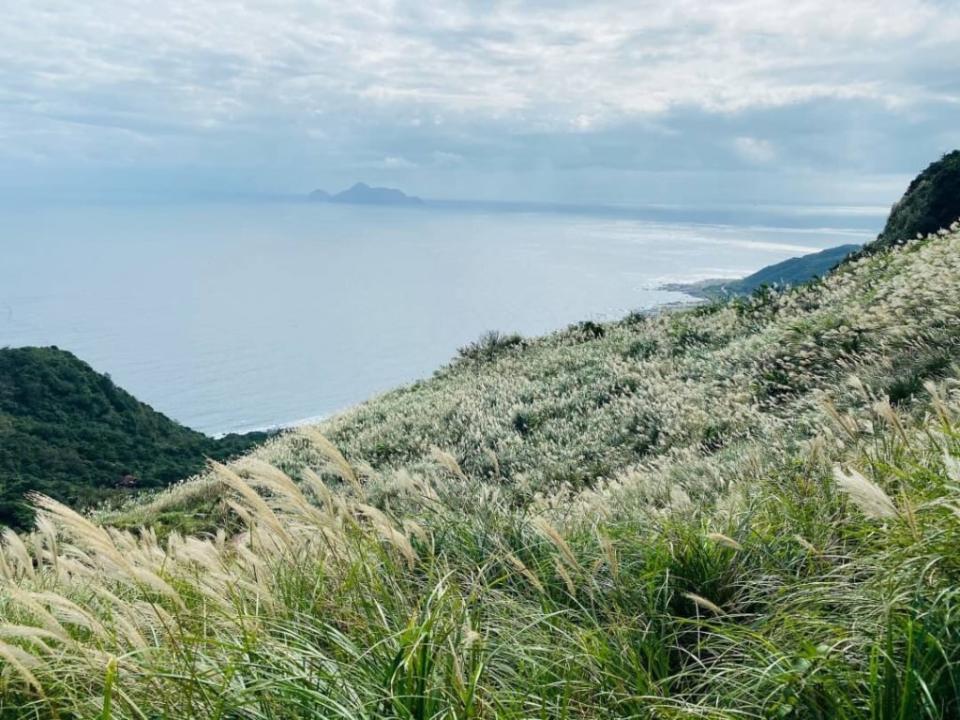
2,224,960,718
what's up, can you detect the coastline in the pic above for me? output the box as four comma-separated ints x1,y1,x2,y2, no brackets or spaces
212,412,331,440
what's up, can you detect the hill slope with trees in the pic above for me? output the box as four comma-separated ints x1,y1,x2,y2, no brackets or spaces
670,242,861,298
0,347,268,527
875,149,960,249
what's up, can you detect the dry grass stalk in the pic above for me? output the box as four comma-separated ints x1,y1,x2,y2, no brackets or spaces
503,551,545,594
0,639,44,694
299,428,363,495
531,517,582,573
706,533,743,551
2,528,35,581
682,592,726,616
597,530,620,582
873,398,910,443
212,462,293,550
553,556,576,596
833,466,898,519
431,447,470,483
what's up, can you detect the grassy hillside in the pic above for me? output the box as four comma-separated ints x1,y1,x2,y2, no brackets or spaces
0,214,958,717
0,347,268,529
875,150,960,250
673,243,861,299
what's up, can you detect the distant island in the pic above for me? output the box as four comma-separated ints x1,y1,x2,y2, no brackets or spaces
308,182,424,206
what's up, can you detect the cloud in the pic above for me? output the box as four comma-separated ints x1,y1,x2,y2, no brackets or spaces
734,137,777,164
0,1,957,202
431,151,464,167
380,155,418,169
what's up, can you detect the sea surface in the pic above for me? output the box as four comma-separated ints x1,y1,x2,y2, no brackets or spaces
0,200,883,435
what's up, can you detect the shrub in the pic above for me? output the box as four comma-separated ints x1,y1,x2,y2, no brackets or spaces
625,338,658,361
667,320,712,355
455,330,524,363
568,320,606,341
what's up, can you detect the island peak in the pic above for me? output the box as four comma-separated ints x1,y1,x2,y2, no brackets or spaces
307,182,423,206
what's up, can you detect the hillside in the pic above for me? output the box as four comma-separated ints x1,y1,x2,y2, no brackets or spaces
875,150,960,249
671,243,860,298
121,219,960,526
0,221,949,717
0,347,268,528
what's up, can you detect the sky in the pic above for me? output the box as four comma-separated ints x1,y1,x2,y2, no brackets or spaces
1,0,959,206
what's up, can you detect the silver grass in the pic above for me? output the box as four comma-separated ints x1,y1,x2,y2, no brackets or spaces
833,466,898,520
430,447,470,483
682,592,726,616
0,640,43,694
531,516,582,572
298,428,363,495
2,528,35,580
212,462,293,550
706,533,743,551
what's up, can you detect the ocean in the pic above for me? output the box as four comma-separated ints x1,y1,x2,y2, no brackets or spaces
0,199,882,434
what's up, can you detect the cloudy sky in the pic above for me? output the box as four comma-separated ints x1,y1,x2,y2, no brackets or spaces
2,0,958,205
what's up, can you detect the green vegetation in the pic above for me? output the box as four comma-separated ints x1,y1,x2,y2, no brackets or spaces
0,347,268,529
2,159,960,717
673,243,861,299
0,220,958,717
454,330,525,364
875,150,960,250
